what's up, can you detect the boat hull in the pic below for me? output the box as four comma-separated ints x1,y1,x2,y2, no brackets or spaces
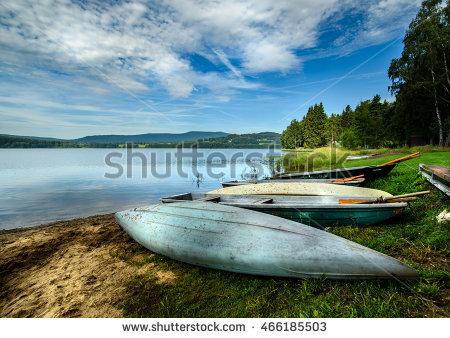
277,164,396,181
221,178,365,188
161,193,405,227
255,207,403,227
115,202,418,280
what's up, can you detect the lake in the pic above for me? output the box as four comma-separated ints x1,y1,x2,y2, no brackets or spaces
0,148,283,230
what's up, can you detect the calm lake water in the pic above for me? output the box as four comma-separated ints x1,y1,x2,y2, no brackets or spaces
0,148,282,230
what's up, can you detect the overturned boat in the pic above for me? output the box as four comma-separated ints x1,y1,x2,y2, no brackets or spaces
115,202,418,280
160,193,406,227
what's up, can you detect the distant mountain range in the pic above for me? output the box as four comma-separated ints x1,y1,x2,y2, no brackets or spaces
0,131,281,148
0,131,228,143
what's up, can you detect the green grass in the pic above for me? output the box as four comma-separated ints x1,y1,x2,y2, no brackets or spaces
279,145,450,175
114,150,449,318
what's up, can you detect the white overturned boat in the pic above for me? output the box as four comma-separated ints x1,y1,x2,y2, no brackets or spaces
209,182,392,197
115,202,418,280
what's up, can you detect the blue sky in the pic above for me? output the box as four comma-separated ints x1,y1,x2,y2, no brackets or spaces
0,0,421,139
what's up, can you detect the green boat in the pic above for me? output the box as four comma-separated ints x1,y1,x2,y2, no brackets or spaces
160,193,407,228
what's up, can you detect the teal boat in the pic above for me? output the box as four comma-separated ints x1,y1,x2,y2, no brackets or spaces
161,193,407,227
115,202,418,280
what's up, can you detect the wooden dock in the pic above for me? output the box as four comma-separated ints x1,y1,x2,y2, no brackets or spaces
419,164,449,196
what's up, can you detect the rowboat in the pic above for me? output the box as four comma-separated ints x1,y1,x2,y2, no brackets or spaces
221,177,365,188
276,163,397,181
115,202,418,280
161,193,406,227
274,153,420,182
208,182,392,197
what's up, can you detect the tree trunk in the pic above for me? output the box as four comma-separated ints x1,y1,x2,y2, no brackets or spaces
445,128,450,147
430,67,444,147
442,45,450,91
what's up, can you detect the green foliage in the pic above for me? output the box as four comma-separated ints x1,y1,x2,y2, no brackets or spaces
341,105,354,129
388,0,450,146
281,119,303,149
303,103,328,148
341,129,359,149
327,113,342,143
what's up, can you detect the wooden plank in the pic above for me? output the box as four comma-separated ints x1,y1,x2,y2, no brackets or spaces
421,164,450,182
197,196,221,202
253,198,273,204
419,164,450,196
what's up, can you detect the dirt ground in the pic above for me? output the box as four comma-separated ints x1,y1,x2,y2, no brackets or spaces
0,214,166,318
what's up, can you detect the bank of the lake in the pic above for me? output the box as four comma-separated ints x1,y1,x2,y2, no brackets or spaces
0,150,448,318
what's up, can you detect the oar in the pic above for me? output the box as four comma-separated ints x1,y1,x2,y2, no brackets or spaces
379,152,420,166
332,175,364,183
339,197,418,204
339,190,430,204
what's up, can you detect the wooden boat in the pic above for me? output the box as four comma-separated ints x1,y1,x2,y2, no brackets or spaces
161,193,407,227
276,163,397,181
221,177,365,188
115,201,418,280
275,153,420,182
209,182,392,197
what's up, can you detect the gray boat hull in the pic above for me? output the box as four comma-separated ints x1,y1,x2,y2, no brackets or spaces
115,202,418,280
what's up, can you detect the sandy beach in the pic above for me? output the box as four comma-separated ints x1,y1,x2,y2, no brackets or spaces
1,203,448,318
0,214,174,318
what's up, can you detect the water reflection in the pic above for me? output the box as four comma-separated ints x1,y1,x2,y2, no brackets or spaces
0,148,282,230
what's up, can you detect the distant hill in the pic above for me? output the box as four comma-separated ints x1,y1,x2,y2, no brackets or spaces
196,132,281,148
0,134,63,141
1,131,228,143
0,132,281,148
73,131,228,143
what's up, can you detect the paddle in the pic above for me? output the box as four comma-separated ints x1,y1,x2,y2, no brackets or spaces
339,190,431,204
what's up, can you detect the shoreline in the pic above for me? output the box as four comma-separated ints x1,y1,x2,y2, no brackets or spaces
0,213,152,317
0,212,117,234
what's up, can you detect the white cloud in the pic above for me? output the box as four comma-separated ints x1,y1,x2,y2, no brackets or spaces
243,40,301,73
0,0,421,100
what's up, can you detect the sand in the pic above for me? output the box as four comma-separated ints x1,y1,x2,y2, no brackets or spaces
0,214,171,318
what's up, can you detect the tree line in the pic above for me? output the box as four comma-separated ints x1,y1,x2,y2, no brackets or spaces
281,0,449,149
0,132,282,149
